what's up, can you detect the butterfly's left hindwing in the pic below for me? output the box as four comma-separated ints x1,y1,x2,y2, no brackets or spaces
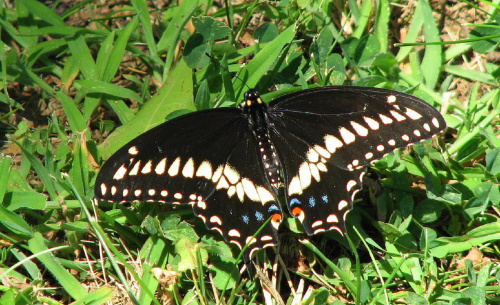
96,108,282,260
192,129,282,259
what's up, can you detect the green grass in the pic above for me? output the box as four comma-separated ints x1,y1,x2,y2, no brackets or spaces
1,0,500,304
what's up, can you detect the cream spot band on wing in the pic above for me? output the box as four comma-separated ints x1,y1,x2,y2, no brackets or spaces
124,156,277,205
363,116,380,130
309,163,320,181
223,165,240,184
113,164,128,180
324,135,343,153
241,178,259,201
182,158,195,178
405,107,423,120
288,134,347,197
350,121,369,136
175,160,277,205
307,149,319,162
299,163,312,189
155,158,167,175
379,114,393,125
339,127,356,144
288,176,302,196
390,110,406,122
314,145,330,160
196,161,213,179
129,161,141,176
211,165,223,183
432,117,440,128
100,183,107,195
168,157,181,176
141,160,153,174
128,146,139,155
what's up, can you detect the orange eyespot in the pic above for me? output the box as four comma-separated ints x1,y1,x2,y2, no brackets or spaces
292,206,303,217
271,213,282,223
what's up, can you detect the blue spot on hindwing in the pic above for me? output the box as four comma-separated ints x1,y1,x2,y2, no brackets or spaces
268,204,280,213
242,214,250,224
308,197,316,207
322,195,328,203
290,198,301,206
255,211,264,221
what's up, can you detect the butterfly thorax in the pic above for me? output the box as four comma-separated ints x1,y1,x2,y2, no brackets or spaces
241,89,282,190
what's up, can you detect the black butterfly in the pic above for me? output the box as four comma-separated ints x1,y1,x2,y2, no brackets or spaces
95,86,446,261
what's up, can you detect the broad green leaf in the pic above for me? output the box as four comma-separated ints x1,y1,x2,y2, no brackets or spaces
18,0,65,27
76,80,142,102
232,24,296,101
3,191,46,211
98,59,194,159
486,148,500,176
469,24,500,53
0,205,33,237
175,238,208,271
66,34,97,80
430,222,500,257
255,22,279,43
419,0,442,89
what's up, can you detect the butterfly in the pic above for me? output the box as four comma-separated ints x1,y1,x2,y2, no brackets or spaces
95,86,446,261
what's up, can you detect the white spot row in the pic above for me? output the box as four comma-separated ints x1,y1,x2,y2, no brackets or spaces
197,215,276,253
288,146,330,196
209,163,276,205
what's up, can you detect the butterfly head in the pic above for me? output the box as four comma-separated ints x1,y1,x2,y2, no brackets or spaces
240,89,270,133
240,89,266,110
